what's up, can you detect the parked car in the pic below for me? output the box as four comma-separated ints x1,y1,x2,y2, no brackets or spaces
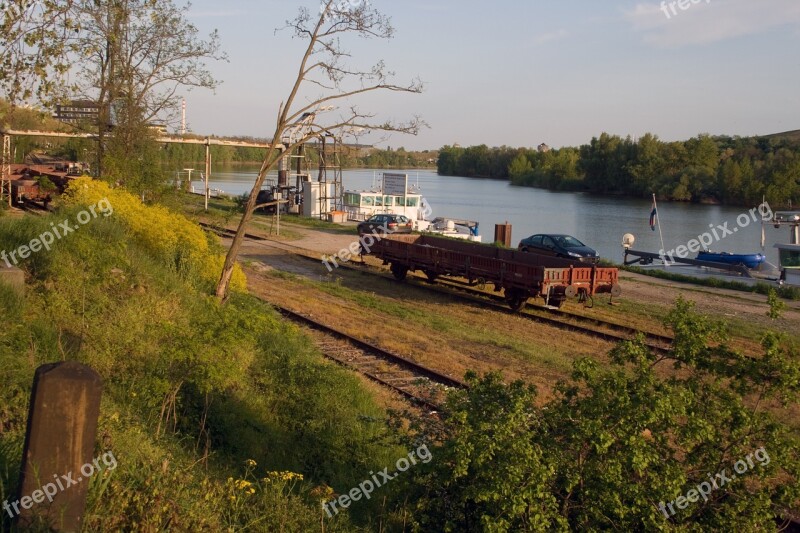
518,233,599,263
357,214,413,235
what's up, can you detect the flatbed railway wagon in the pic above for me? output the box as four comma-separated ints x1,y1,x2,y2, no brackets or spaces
366,234,621,310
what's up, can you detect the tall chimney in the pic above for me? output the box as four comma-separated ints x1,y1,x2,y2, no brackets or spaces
181,99,186,135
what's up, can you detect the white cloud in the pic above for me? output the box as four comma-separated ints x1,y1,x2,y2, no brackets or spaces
626,0,800,47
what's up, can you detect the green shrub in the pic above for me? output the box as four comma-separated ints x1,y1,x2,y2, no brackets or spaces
0,207,395,531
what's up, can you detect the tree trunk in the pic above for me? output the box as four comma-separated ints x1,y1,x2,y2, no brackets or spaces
215,148,281,300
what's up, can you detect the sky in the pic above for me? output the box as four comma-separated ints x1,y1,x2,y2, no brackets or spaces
182,0,800,151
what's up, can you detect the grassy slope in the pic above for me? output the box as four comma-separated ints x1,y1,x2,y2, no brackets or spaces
0,205,407,531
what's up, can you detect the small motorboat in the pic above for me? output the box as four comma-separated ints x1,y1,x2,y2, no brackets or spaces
416,217,482,242
696,251,766,269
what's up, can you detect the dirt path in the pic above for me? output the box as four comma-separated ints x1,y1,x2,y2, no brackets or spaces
240,220,799,340
206,220,791,407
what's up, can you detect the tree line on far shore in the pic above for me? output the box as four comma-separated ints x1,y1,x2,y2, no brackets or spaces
437,132,800,207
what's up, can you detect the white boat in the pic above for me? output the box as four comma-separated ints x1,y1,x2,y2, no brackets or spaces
416,217,482,242
342,172,482,241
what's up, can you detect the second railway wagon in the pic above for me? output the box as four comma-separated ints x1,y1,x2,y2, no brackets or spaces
365,234,621,310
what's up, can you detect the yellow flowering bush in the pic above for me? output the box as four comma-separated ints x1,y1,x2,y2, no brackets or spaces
63,178,246,292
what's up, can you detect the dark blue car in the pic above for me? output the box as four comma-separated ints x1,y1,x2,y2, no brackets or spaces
518,234,599,263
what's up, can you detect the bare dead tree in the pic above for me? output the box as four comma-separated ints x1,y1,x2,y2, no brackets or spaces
215,1,424,300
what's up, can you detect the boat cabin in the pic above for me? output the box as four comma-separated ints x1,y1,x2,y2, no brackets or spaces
773,211,800,286
343,172,428,222
343,190,424,222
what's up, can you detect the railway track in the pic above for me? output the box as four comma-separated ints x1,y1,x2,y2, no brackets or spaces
421,276,675,354
209,221,795,528
271,305,466,412
17,200,49,215
200,222,676,355
199,221,269,241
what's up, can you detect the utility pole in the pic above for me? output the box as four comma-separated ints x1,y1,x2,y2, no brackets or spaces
1,134,11,207
204,138,210,211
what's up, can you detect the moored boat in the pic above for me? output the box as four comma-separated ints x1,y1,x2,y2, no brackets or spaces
696,251,765,269
416,217,482,242
343,172,482,241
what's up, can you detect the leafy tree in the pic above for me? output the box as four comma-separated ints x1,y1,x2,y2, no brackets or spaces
441,130,800,207
0,0,76,103
407,298,800,531
508,152,533,185
1,0,224,184
438,145,466,176
627,133,665,196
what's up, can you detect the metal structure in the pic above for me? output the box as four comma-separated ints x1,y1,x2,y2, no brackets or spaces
1,134,11,207
315,133,343,218
0,128,277,211
286,144,309,199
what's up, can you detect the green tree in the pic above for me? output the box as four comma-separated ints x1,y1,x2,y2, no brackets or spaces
408,298,800,530
437,145,464,175
627,133,665,196
1,0,224,182
508,152,533,185
0,0,76,102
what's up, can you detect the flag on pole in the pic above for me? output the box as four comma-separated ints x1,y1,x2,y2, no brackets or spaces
649,204,657,231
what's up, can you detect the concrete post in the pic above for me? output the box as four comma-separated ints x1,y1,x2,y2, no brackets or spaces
16,361,103,532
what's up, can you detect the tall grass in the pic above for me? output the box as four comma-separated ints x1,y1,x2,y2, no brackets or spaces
0,201,403,530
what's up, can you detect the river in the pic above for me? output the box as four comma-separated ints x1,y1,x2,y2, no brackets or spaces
196,166,784,265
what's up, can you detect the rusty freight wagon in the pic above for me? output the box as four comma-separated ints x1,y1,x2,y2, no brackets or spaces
366,234,621,310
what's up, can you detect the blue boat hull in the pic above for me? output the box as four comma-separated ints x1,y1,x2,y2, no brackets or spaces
696,251,765,269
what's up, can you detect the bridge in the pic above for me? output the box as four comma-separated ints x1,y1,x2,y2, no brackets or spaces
0,128,281,207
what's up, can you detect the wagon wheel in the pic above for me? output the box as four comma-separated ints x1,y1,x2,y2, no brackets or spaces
424,270,439,282
505,288,528,312
390,263,409,281
476,277,487,290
